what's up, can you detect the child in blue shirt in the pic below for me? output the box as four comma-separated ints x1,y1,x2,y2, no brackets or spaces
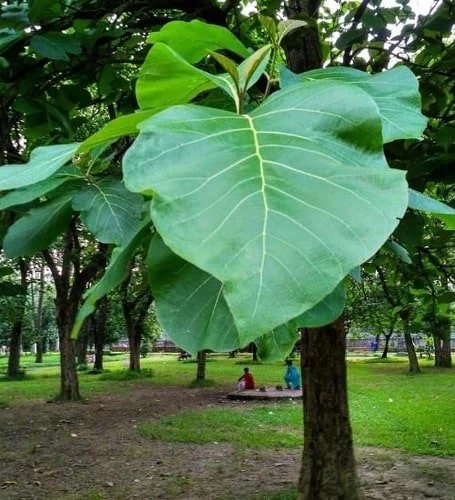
284,359,301,390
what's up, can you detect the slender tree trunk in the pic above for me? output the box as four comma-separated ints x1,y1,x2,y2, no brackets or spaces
299,316,361,499
381,332,392,359
7,321,23,377
120,262,153,372
34,262,46,364
77,317,91,365
127,320,142,372
196,350,207,381
123,301,142,372
93,296,107,371
250,342,258,361
7,259,28,377
35,339,44,364
404,332,420,373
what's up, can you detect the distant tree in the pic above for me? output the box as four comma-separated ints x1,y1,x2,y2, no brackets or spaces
119,255,153,372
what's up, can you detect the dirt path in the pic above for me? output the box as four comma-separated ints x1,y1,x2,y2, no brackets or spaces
1,383,454,499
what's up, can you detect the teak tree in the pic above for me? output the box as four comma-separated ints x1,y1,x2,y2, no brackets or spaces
1,13,455,500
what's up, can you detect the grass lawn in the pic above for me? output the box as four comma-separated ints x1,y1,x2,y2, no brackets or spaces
1,352,454,456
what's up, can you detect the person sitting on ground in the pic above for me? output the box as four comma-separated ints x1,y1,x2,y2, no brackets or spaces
237,367,255,391
284,359,301,390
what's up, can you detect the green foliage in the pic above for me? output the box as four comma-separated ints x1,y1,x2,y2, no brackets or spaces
0,165,80,211
125,77,409,343
1,3,454,371
148,234,242,353
147,20,250,62
0,144,78,189
71,222,150,338
72,180,144,246
3,194,74,257
98,368,153,381
280,66,428,144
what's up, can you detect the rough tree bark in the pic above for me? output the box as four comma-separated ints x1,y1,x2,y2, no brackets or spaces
43,226,107,401
403,331,420,373
282,1,362,497
300,317,361,499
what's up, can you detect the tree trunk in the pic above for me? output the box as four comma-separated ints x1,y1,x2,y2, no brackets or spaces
59,330,81,401
434,335,452,368
120,263,153,372
299,316,361,499
93,296,107,371
44,233,107,401
282,1,362,497
404,332,420,373
7,320,23,377
35,338,44,364
77,317,91,365
34,261,46,364
381,332,392,359
128,321,142,372
123,301,142,372
7,258,28,377
250,342,258,361
196,350,207,381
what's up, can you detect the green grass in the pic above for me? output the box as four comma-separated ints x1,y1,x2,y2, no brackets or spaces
139,403,303,447
1,352,454,456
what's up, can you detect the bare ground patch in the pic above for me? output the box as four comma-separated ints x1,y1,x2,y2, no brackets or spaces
1,383,454,499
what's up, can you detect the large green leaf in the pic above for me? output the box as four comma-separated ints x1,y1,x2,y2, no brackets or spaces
298,282,346,327
149,235,344,356
3,194,74,258
256,323,299,362
30,32,81,61
256,283,345,362
0,165,80,210
29,0,62,24
72,180,143,246
147,20,250,64
408,188,455,229
136,43,216,109
77,109,162,153
408,188,455,215
0,143,78,190
71,222,151,339
148,234,240,353
124,79,408,338
280,66,428,143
